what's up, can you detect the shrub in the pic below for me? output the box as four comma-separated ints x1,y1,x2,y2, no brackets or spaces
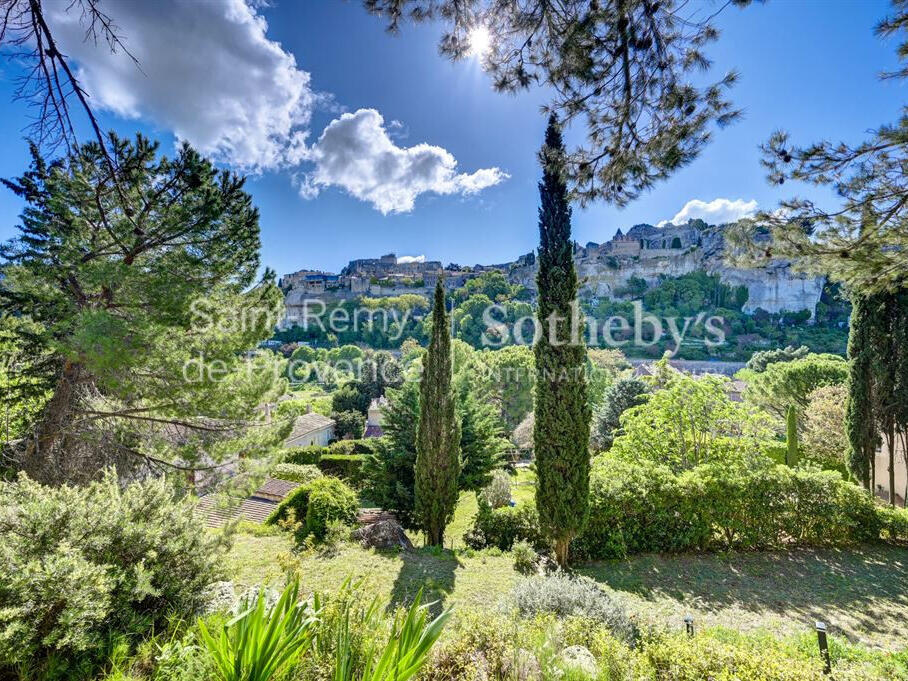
317,454,365,484
284,446,325,465
877,505,908,542
464,502,545,551
511,539,537,574
573,456,881,559
0,472,223,669
332,409,366,440
641,630,825,680
267,485,312,526
509,574,636,644
479,469,511,508
305,477,359,540
270,463,323,484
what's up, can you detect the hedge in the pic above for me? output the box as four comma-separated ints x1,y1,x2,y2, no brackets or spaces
464,456,891,558
573,457,881,559
270,463,323,484
283,446,323,465
463,502,546,551
317,454,364,484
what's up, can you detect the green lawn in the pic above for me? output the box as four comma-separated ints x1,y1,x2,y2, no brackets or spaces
224,485,908,651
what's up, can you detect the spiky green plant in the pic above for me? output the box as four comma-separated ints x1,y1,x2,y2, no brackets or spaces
333,588,450,681
198,580,318,681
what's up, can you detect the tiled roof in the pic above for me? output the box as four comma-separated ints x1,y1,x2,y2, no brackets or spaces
197,495,278,528
286,413,335,442
255,477,300,502
364,424,384,438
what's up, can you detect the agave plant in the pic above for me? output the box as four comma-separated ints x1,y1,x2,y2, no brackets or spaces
198,580,318,681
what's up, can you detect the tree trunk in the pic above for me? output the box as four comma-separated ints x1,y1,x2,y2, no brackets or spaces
554,537,570,569
22,361,88,484
888,425,896,507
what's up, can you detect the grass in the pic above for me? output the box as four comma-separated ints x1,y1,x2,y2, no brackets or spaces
224,480,908,652
577,544,908,651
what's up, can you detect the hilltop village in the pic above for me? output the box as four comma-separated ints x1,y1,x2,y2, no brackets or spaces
279,219,827,329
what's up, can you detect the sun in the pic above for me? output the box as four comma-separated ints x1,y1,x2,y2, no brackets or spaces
467,25,491,58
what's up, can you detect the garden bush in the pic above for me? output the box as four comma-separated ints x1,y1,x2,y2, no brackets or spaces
284,445,325,465
509,573,636,644
0,472,223,670
327,438,377,455
270,463,324,484
511,539,538,574
267,484,313,526
478,469,511,508
640,630,825,680
877,505,908,542
304,476,359,540
573,456,882,559
317,453,365,484
463,502,545,551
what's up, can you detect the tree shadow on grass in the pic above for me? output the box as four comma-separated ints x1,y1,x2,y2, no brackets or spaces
576,543,908,644
387,545,461,617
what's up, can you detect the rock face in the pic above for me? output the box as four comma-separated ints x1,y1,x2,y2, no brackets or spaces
352,519,414,550
509,221,825,319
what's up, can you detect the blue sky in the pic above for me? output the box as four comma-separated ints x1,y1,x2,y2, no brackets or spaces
0,0,903,276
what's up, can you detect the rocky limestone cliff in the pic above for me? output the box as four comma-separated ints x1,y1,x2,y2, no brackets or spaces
507,221,825,318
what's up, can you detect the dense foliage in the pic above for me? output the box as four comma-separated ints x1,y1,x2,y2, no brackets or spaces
533,117,591,567
574,456,881,559
591,377,649,450
739,353,848,421
414,282,461,545
610,371,773,472
0,134,287,484
0,472,224,672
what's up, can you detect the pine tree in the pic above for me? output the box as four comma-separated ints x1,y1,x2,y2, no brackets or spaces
533,115,591,568
845,294,878,489
414,281,461,546
785,405,799,467
0,134,286,484
456,378,508,491
361,380,420,528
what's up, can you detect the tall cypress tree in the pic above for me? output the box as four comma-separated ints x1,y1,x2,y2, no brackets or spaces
785,404,799,467
533,115,591,568
845,294,878,489
414,280,461,546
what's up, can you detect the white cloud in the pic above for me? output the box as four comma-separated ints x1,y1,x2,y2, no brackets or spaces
298,109,508,214
660,198,758,227
396,255,426,264
47,0,314,171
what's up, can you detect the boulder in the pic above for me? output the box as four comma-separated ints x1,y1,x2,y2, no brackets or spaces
352,519,414,550
559,646,598,678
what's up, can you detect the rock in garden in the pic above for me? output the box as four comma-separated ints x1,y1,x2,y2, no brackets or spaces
559,646,598,677
352,519,414,550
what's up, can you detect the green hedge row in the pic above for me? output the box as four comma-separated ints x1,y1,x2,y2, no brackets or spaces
282,440,374,485
574,458,881,558
466,456,908,557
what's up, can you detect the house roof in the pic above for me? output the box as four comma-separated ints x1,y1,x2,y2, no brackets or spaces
196,495,278,528
255,477,301,501
196,477,300,527
286,413,335,443
364,424,384,438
